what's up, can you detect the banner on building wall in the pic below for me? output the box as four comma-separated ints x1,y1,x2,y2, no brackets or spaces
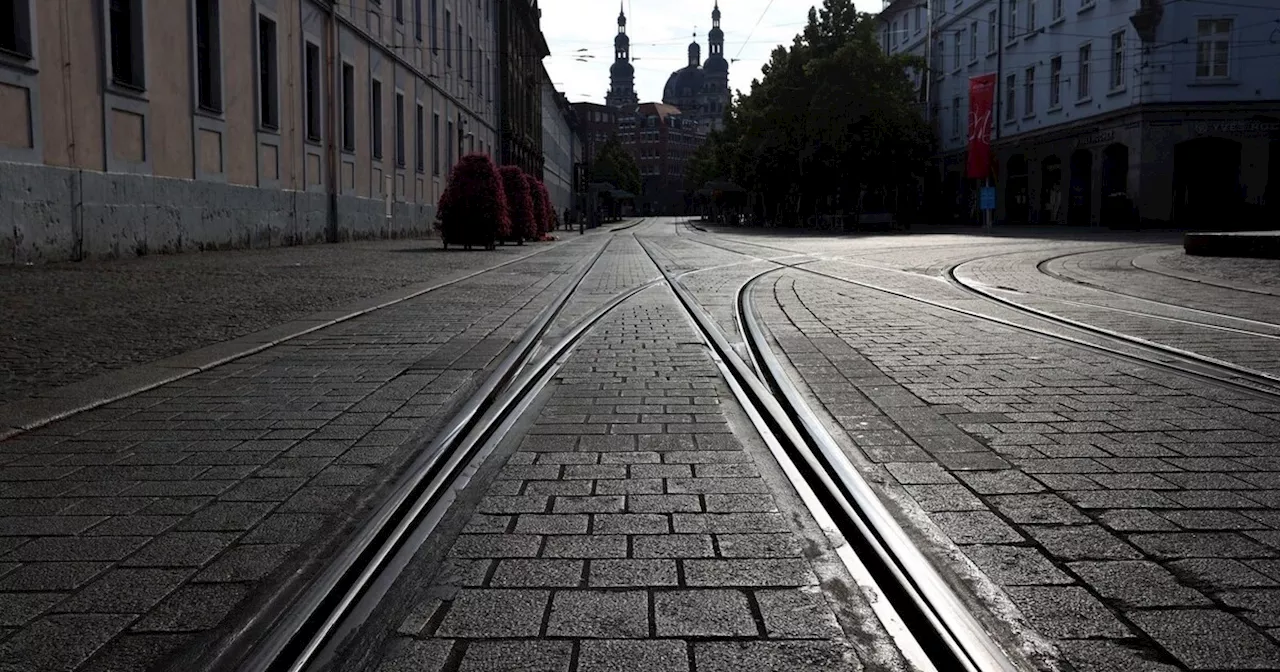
966,74,997,180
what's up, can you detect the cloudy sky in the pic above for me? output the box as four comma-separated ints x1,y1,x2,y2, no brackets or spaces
540,0,883,105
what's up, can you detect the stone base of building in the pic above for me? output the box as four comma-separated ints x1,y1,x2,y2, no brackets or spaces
933,102,1280,229
1,162,437,264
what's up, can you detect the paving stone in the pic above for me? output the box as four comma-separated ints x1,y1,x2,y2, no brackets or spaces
1129,532,1277,559
593,514,670,535
77,632,189,672
988,494,1092,524
0,592,64,627
704,494,777,513
1025,525,1142,560
434,559,493,587
963,545,1073,585
928,511,1025,544
1070,560,1210,608
490,559,584,588
578,639,689,672
479,495,551,514
591,559,678,587
553,495,625,514
54,567,192,614
672,513,791,534
667,478,770,495
2,535,148,563
122,532,241,567
957,470,1045,494
902,484,986,511
1058,640,1180,672
193,543,297,582
449,534,542,558
633,534,715,558
755,588,843,638
1127,609,1280,670
629,495,701,513
1169,558,1278,590
514,514,589,535
598,452,661,465
694,641,861,672
541,535,628,558
684,559,816,587
176,501,276,531
1004,585,1130,638
458,639,572,672
131,582,249,632
662,451,750,464
373,638,453,672
546,589,649,637
1097,509,1180,532
0,562,110,591
654,589,756,637
0,613,133,672
524,480,595,496
596,479,665,495
716,534,805,559
434,589,549,638
1218,589,1280,628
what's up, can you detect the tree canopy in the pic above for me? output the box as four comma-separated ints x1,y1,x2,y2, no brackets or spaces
687,0,934,224
590,136,642,196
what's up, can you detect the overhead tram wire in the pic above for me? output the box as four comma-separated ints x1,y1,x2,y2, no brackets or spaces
735,0,777,61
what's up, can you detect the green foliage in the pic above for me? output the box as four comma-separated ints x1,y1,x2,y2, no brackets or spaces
590,136,642,196
689,0,934,224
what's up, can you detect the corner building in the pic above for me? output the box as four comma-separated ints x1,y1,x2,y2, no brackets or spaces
0,0,501,263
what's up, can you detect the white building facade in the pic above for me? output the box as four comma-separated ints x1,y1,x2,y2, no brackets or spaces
880,0,1280,228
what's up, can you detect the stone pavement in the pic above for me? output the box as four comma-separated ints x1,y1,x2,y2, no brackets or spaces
0,237,603,672
0,237,575,404
366,286,901,672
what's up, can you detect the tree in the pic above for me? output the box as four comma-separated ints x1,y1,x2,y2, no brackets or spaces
589,136,641,197
525,173,548,237
500,166,537,243
436,153,509,249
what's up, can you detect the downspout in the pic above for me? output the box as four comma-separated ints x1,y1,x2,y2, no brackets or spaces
326,1,339,242
61,0,83,260
994,0,1004,143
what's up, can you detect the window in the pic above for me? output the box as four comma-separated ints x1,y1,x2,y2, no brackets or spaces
395,92,406,167
1008,0,1018,39
110,0,146,90
430,0,438,53
432,112,440,175
890,19,897,47
446,119,454,169
0,0,34,58
969,21,978,62
1027,0,1037,33
1077,43,1091,100
987,10,997,54
371,79,383,159
416,103,425,172
936,38,945,76
1110,30,1125,89
914,6,921,33
194,0,222,112
414,0,422,40
953,31,961,70
1053,0,1063,21
303,42,322,141
468,36,474,87
395,0,403,23
444,9,451,65
456,24,463,77
1024,66,1035,115
1049,56,1062,107
257,15,279,129
951,97,961,139
1195,19,1231,79
1005,73,1016,121
341,62,355,151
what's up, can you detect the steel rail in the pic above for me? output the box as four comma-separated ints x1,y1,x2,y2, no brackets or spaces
224,238,617,672
634,235,1023,672
681,230,1280,401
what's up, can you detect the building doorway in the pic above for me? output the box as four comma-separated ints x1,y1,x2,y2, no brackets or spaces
1069,149,1093,226
1005,154,1030,224
1101,143,1132,227
1173,137,1242,229
1041,156,1063,225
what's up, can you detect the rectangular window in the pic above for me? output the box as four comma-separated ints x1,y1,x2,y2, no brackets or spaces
371,79,383,159
1049,55,1062,107
414,0,422,40
444,9,451,65
432,112,440,175
987,10,997,54
936,38,945,76
1077,43,1091,99
469,36,474,87
1008,0,1018,39
0,0,34,58
395,0,403,23
257,15,279,129
395,92,406,167
341,62,355,151
1028,0,1037,32
304,42,322,141
430,0,438,53
456,25,463,77
1024,66,1035,115
446,120,454,169
1005,73,1016,121
969,21,978,62
194,0,222,112
1110,30,1125,89
953,30,961,70
110,0,146,90
914,6,921,33
1196,19,1230,79
416,103,425,172
951,97,961,139
1053,0,1063,20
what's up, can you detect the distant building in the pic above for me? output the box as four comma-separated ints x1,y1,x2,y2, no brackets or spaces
618,103,700,214
878,0,1280,228
661,3,731,132
607,6,640,109
571,102,620,164
542,72,580,219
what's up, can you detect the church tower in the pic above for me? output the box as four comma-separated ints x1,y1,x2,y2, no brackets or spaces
703,1,729,129
607,3,639,108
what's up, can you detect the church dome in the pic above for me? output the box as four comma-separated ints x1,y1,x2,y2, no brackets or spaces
704,54,728,74
664,65,707,101
611,59,635,78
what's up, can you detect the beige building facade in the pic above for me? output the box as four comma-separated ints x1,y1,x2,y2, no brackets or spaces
0,0,499,263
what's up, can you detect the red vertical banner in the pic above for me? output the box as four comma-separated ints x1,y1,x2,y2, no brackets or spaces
966,74,997,180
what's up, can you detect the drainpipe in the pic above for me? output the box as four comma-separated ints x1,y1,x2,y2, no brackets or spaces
61,0,84,260
326,1,340,243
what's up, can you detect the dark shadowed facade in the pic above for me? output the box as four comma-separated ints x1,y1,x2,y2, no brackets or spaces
499,0,550,176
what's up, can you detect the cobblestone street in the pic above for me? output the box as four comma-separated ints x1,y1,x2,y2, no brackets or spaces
3,220,1280,671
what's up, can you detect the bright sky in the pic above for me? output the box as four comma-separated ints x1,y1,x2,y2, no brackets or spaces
540,0,883,105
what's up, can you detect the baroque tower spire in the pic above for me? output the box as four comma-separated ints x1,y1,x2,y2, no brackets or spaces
606,3,638,108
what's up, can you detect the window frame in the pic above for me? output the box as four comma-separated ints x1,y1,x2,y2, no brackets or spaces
1027,0,1037,34
0,0,34,60
430,0,438,54
1052,0,1064,22
1076,42,1092,102
304,39,323,143
1194,17,1232,80
371,77,383,160
340,60,356,152
415,101,425,173
1007,0,1019,42
1005,72,1016,123
987,10,998,55
432,110,441,176
952,30,962,73
395,90,406,168
108,0,147,92
1023,65,1035,116
255,12,280,131
1049,55,1062,109
444,8,451,66
1109,29,1126,91
193,0,223,114
951,96,961,140
969,20,978,63
414,0,422,41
